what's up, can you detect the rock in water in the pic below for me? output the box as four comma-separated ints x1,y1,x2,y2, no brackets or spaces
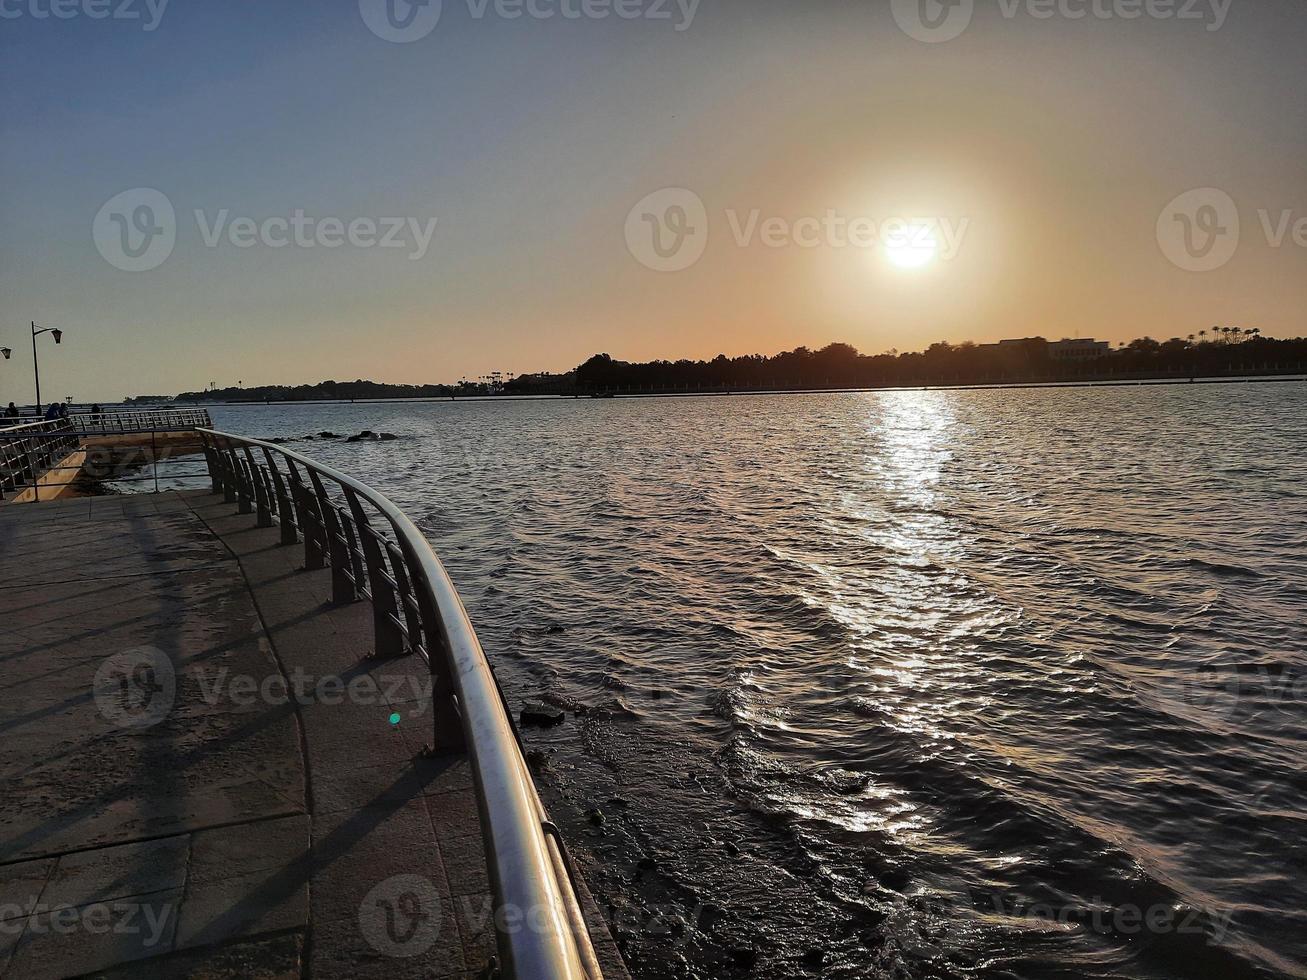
519,701,565,727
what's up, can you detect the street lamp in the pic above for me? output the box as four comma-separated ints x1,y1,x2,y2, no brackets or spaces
1,348,11,360
30,321,64,416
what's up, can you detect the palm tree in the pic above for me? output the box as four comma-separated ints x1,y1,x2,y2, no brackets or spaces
1187,334,1196,345
1199,329,1208,343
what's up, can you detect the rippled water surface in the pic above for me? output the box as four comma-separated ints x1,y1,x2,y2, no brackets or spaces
207,384,1307,979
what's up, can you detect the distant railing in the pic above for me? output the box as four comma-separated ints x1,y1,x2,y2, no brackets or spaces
0,418,79,501
68,407,212,434
197,428,604,980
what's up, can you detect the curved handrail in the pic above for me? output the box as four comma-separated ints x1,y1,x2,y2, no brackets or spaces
0,417,79,500
195,428,602,980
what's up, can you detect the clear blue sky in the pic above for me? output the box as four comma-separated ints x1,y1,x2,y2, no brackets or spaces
2,0,1305,401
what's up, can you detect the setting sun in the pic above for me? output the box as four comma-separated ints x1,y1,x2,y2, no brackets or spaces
885,223,939,269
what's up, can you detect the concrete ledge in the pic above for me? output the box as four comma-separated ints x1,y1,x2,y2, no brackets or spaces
6,450,87,504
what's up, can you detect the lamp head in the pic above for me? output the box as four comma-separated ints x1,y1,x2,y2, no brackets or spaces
51,329,63,344
1,348,11,360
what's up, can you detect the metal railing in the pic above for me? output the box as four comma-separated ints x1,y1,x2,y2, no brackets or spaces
68,407,213,434
197,428,604,980
0,417,80,500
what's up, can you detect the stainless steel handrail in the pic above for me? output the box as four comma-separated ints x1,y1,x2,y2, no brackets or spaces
68,407,213,434
0,418,80,500
196,428,602,980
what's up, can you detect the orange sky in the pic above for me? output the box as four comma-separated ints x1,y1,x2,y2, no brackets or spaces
3,1,1305,400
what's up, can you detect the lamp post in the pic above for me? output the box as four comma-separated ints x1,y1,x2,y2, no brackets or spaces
30,322,64,416
1,348,11,418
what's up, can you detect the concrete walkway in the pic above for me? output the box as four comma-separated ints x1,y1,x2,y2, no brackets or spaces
0,491,594,979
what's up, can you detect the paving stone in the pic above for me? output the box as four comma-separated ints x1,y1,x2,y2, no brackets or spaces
436,831,490,899
40,836,190,912
0,859,54,922
313,754,467,814
91,931,304,979
6,888,183,980
311,899,465,979
189,815,310,885
425,788,484,840
174,866,308,950
0,919,23,976
310,798,447,927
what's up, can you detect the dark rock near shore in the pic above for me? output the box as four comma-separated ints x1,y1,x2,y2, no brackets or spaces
379,432,399,441
318,431,339,438
520,701,565,727
800,948,827,971
728,947,758,970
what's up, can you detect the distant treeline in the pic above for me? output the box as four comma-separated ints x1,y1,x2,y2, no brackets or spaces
143,332,1307,403
164,379,471,404
572,332,1307,392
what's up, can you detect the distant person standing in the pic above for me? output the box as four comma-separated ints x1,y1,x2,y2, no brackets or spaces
44,403,61,421
3,402,18,418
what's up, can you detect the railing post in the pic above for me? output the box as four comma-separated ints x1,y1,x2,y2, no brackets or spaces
344,488,406,660
242,446,273,528
234,452,254,514
308,468,357,604
262,447,299,545
200,433,223,495
287,459,326,570
401,538,466,751
220,443,238,503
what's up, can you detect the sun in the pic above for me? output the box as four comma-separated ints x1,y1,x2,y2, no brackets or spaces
884,223,939,269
